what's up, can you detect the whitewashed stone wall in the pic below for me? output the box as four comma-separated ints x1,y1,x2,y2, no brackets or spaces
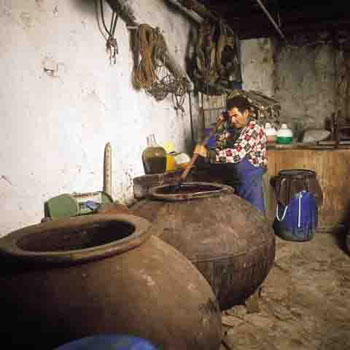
0,0,194,235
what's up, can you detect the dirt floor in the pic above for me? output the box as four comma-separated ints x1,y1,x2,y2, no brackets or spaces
220,232,350,350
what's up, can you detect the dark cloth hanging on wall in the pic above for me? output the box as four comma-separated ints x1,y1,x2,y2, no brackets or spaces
191,21,242,95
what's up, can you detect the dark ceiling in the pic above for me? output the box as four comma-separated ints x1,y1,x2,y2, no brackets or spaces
195,0,350,40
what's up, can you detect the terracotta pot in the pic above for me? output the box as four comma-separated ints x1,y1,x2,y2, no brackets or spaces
0,214,221,350
96,202,130,215
131,182,276,310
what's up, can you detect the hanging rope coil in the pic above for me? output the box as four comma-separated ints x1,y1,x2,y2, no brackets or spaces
99,0,119,64
133,24,166,89
147,74,188,111
133,24,189,110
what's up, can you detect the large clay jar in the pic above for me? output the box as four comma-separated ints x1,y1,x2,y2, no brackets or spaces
0,214,221,350
131,182,276,310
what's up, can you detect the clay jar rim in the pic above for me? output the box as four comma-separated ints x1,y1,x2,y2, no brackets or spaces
0,214,151,266
278,169,317,179
149,182,234,202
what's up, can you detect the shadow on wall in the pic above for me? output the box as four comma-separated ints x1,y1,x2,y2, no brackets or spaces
332,201,350,255
72,0,96,14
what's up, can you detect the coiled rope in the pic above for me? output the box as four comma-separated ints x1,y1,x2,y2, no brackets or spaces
133,24,188,111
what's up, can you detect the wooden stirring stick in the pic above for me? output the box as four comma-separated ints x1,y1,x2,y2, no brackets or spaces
178,118,225,185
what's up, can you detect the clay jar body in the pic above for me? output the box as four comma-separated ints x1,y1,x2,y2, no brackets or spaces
132,182,276,310
0,214,221,350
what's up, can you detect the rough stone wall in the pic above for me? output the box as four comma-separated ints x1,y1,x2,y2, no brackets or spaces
335,46,350,120
0,0,194,235
240,37,350,137
275,43,336,133
240,38,275,97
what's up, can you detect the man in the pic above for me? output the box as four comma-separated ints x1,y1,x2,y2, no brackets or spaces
195,95,267,213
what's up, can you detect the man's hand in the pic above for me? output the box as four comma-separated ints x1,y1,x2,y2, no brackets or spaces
194,144,208,158
218,111,229,123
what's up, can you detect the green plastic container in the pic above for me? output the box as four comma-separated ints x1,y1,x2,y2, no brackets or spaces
276,136,293,144
276,124,293,144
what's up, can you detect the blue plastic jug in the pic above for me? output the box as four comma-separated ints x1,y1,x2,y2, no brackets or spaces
54,334,158,350
273,190,318,241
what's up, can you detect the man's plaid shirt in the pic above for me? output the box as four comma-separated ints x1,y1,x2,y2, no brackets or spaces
215,119,267,167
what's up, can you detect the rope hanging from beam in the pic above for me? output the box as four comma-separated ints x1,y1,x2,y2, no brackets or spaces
99,0,119,64
106,0,188,81
132,24,189,111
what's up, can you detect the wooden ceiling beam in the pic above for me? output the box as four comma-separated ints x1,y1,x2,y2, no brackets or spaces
176,0,220,22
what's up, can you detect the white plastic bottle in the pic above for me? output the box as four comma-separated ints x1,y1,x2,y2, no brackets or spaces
264,122,277,143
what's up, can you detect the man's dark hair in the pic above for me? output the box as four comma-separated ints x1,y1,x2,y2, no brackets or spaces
226,96,251,114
